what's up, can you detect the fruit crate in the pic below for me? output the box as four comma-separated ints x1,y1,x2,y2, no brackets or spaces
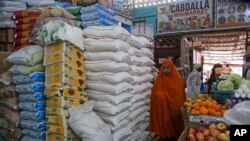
181,107,224,127
178,122,230,141
211,90,234,105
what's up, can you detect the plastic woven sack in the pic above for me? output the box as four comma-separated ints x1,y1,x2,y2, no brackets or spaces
20,120,46,132
19,93,46,102
22,129,45,140
0,11,13,21
18,102,46,111
0,20,15,28
0,85,16,98
66,7,81,15
0,107,20,127
9,64,45,75
13,10,41,19
0,97,18,110
15,82,45,94
81,9,115,22
13,72,45,84
20,111,46,121
6,45,44,66
224,101,250,125
38,6,75,21
0,1,27,8
0,71,12,87
82,18,115,27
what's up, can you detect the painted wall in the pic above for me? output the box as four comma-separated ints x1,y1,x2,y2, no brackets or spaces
133,6,157,35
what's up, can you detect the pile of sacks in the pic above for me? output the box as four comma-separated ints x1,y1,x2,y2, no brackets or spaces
65,6,82,28
80,3,118,28
39,20,87,141
0,1,27,28
82,26,154,141
12,10,41,50
0,71,22,140
6,45,46,141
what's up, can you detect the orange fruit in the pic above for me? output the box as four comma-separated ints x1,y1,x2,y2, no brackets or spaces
206,102,213,108
200,108,209,115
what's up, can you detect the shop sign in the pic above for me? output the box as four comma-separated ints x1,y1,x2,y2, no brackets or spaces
157,0,213,33
216,0,250,28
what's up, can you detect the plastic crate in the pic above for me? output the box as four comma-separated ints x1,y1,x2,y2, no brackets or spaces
211,90,234,105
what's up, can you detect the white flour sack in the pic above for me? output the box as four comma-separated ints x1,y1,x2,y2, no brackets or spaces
84,51,129,63
112,127,132,141
138,36,152,48
93,101,131,115
140,48,154,59
86,71,133,84
127,47,142,56
84,38,130,52
107,118,129,133
129,65,152,76
96,110,129,126
82,26,130,40
6,45,44,66
86,90,132,105
85,60,130,72
68,101,112,141
87,81,133,95
126,35,148,49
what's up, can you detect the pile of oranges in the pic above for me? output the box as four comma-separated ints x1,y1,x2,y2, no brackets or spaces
190,100,227,117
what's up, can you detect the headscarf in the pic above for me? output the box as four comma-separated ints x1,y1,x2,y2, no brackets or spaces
194,64,202,70
149,59,186,139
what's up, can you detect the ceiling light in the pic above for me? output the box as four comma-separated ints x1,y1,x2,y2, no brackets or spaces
153,2,156,5
148,3,152,6
163,0,166,3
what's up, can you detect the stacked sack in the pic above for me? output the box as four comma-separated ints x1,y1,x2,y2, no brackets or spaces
80,3,118,28
65,7,82,28
12,10,41,50
39,20,87,141
0,71,22,140
126,35,154,141
0,1,27,28
6,45,46,141
83,26,154,141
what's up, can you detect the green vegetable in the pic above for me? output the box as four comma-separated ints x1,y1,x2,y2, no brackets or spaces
226,73,242,89
217,80,234,91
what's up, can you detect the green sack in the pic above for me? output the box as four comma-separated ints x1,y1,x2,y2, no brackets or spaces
66,7,81,15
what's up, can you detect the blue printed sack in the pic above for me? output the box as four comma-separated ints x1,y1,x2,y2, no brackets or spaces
21,136,44,141
20,111,46,121
15,82,45,94
18,102,46,111
20,120,46,132
13,72,45,84
19,93,46,102
22,129,46,140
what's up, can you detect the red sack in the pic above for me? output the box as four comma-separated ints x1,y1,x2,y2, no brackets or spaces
15,17,37,24
16,23,35,31
15,30,31,38
13,10,40,19
15,37,29,46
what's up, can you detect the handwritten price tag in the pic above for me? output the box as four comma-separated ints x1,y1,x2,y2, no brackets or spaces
189,115,202,122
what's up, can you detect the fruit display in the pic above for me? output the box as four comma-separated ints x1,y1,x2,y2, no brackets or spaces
183,94,228,117
185,122,230,141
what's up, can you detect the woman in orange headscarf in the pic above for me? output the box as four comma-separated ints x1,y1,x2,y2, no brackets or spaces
149,59,186,141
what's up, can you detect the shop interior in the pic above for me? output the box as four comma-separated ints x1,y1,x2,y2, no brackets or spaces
184,30,248,82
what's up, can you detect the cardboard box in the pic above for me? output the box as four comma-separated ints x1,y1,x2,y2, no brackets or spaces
46,115,70,126
45,42,84,60
181,107,224,127
0,52,13,73
45,73,86,89
45,62,85,77
46,133,81,141
46,107,70,116
43,52,84,67
47,96,87,108
46,125,76,136
45,84,86,99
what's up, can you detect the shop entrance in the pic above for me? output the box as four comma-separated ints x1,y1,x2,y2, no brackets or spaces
182,30,248,84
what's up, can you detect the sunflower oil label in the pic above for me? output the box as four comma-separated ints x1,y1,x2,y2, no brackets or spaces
45,73,86,88
45,62,85,77
46,107,69,116
46,115,69,126
45,42,84,60
44,52,84,67
47,96,87,107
